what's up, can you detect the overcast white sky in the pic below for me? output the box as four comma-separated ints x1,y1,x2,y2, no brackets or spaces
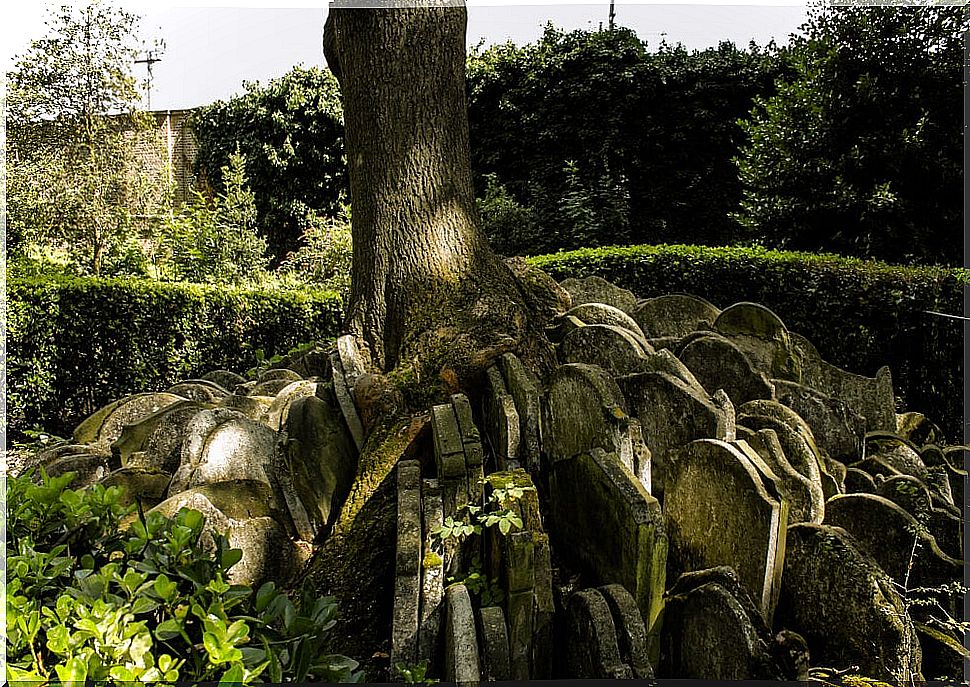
2,1,810,111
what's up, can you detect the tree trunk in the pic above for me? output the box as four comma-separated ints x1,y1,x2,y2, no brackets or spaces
328,3,526,373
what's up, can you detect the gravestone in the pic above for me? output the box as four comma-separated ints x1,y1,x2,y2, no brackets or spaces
712,302,799,381
419,479,445,671
74,392,185,449
804,361,896,432
336,334,367,390
660,567,787,680
498,355,541,473
563,302,649,343
877,475,962,559
777,523,923,684
737,409,824,503
444,584,481,683
478,606,510,681
559,275,637,314
678,333,774,406
219,394,273,422
392,460,422,670
112,399,210,473
258,368,302,383
664,439,788,621
896,411,943,447
264,380,322,431
330,351,365,451
249,379,296,398
505,531,535,681
632,293,720,339
773,380,865,463
201,369,247,391
560,324,651,376
844,467,877,493
98,466,171,508
598,584,653,679
165,379,229,404
563,588,632,679
483,366,520,471
738,427,823,524
550,448,667,637
532,533,555,680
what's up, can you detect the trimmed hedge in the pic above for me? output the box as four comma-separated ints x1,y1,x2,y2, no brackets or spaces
7,276,343,440
530,244,967,440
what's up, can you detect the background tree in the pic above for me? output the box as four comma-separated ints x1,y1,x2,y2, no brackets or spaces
733,2,966,266
190,66,347,262
6,1,167,276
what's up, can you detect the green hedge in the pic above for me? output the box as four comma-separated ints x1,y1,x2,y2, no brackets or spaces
530,244,967,441
7,275,343,440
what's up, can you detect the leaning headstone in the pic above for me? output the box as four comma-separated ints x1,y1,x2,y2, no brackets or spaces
257,367,303,384
559,275,637,314
877,475,962,559
865,434,930,482
165,379,229,404
598,584,653,679
498,355,541,473
550,448,667,637
664,439,788,622
112,399,210,473
392,460,422,670
896,412,943,448
738,427,823,524
225,516,306,587
773,380,865,463
281,393,358,541
248,379,296,398
74,392,185,449
531,533,555,680
431,402,469,517
41,452,113,489
560,324,652,376
201,369,247,392
631,293,721,340
563,302,649,342
678,333,774,406
659,567,787,680
483,366,520,471
219,394,273,422
737,408,824,502
804,361,896,433
331,351,365,451
777,523,923,684
712,302,799,381
824,493,962,589
478,606,510,682
617,370,725,500
564,588,632,679
444,584,481,683
336,334,368,390
264,380,322,431
419,480,445,670
844,467,877,494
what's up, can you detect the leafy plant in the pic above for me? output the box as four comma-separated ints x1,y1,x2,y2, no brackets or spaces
6,469,361,685
394,659,437,685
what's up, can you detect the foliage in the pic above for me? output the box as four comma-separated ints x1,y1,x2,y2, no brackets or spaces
530,243,967,439
394,660,436,685
6,469,361,685
190,66,346,261
467,26,791,254
5,1,168,275
276,204,353,297
734,2,966,266
6,274,343,440
155,150,269,285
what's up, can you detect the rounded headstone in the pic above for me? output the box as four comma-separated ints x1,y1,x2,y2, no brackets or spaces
632,293,721,339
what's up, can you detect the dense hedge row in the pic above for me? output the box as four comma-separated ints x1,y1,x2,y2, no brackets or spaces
7,276,343,440
531,244,967,440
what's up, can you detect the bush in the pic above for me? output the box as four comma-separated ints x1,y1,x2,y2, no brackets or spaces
530,244,967,439
6,469,361,685
6,275,343,440
276,205,354,297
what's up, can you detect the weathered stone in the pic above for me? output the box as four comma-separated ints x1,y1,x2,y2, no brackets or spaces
392,460,422,670
924,464,956,508
660,567,786,680
773,379,866,462
824,493,962,588
336,334,368,390
531,533,554,680
419,480,445,670
170,409,278,496
218,394,273,421
664,439,788,621
563,302,649,342
712,388,737,442
738,427,823,524
74,392,184,449
865,434,930,482
226,516,306,587
498,354,541,473
844,467,877,493
563,588,631,679
678,333,774,406
165,379,229,404
432,403,466,479
560,323,652,376
804,361,897,433
248,378,295,398
42,452,113,489
113,400,210,473
631,293,721,339
896,411,943,447
877,475,962,559
264,380,322,431
330,351,365,451
628,419,652,493
483,365,520,470
713,302,799,381
258,367,303,383
270,343,332,379
915,623,970,681
233,380,257,396
98,467,171,507
486,470,542,535
444,584,481,683
545,314,585,344
506,586,534,681
641,347,708,391
477,606,510,682
281,393,358,541
598,584,653,679
153,481,277,521
545,363,634,469
201,369,247,391
737,409,824,502
505,255,572,319
777,523,922,684
559,275,637,314
617,370,725,500
550,448,667,636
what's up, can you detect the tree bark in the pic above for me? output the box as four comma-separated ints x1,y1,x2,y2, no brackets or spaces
328,3,525,373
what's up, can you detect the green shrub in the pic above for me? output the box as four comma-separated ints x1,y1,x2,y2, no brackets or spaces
276,205,353,297
6,275,343,441
6,469,361,685
530,244,967,439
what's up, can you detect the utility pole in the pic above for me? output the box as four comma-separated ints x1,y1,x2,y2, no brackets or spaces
136,45,163,110
609,0,615,30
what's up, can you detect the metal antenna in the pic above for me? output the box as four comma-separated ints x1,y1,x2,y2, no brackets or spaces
136,47,163,110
